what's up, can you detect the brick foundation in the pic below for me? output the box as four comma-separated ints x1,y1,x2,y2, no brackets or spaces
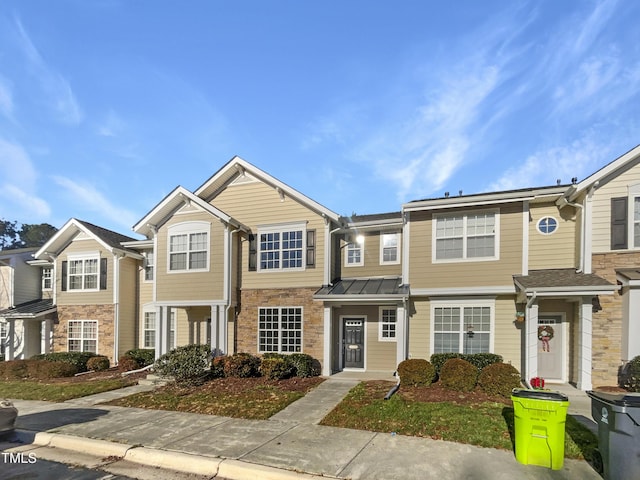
236,288,324,368
591,251,640,386
54,305,116,364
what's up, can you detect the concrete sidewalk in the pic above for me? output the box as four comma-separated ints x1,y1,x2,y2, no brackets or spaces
6,379,601,480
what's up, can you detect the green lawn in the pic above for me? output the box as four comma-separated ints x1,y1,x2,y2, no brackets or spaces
320,382,598,461
0,378,136,402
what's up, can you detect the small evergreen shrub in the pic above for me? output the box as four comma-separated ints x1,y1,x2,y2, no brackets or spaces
211,355,227,378
124,348,155,367
223,352,261,378
39,361,78,378
397,359,436,386
465,353,503,371
32,352,96,372
622,355,640,392
478,363,522,397
87,356,110,372
118,356,139,372
288,353,319,377
0,359,77,380
430,353,463,375
1,360,28,380
154,344,211,386
260,357,295,380
440,358,479,392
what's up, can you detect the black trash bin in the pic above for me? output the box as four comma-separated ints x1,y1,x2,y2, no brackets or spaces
586,390,640,480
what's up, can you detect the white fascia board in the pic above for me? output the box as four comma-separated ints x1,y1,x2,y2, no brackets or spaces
121,239,154,249
410,286,516,296
523,286,617,296
313,294,408,302
616,273,640,288
35,218,113,259
571,144,640,201
403,187,567,212
151,300,228,308
196,157,341,224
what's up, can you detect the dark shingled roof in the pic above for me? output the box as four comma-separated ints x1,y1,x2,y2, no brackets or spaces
514,269,614,290
616,268,640,280
340,212,402,224
0,299,55,318
76,220,138,249
315,277,409,298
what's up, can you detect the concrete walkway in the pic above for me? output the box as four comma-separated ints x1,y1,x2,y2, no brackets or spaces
4,379,602,480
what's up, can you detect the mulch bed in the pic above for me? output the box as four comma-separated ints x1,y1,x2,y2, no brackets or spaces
158,375,324,396
46,367,147,384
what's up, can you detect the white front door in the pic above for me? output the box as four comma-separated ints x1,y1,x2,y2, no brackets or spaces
537,315,564,381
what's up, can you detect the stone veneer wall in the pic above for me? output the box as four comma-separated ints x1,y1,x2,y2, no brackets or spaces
236,288,324,367
54,305,116,363
591,251,640,386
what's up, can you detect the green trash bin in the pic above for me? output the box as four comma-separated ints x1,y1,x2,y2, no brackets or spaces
586,390,640,480
511,389,570,470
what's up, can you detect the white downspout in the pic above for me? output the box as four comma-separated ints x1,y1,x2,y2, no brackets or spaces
113,254,124,364
223,226,242,356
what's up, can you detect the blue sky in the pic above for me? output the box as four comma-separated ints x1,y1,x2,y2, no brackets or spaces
1,0,639,238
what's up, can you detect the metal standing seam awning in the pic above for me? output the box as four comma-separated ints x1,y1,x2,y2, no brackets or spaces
0,299,56,320
314,277,410,302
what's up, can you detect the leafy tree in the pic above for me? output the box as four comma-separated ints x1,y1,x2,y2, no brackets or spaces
0,219,57,250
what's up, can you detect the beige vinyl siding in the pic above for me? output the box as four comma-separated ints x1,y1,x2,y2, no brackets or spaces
528,203,577,270
408,204,523,289
408,298,430,360
57,237,113,305
341,232,402,278
592,160,640,253
117,257,138,356
12,253,40,305
493,296,521,367
155,210,225,302
212,180,326,289
0,266,11,308
335,305,398,371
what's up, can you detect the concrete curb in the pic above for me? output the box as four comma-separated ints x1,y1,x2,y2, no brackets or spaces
15,430,332,480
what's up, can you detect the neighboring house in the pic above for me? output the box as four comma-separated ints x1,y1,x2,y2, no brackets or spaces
17,146,640,389
0,247,55,359
32,219,140,364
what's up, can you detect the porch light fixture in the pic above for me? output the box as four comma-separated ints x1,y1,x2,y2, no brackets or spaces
592,296,602,313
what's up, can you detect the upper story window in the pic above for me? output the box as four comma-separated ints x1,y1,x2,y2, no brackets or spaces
167,222,210,272
258,224,305,271
537,217,558,235
380,233,400,264
68,256,99,291
144,251,154,281
433,211,498,262
345,240,363,266
42,267,52,290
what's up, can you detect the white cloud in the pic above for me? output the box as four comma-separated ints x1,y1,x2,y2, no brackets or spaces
51,175,139,228
14,17,83,125
0,138,51,218
97,110,125,137
0,76,14,119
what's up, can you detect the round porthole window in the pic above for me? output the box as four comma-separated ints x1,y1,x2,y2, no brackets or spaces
537,217,558,234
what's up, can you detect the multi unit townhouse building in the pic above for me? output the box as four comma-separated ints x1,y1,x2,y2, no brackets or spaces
2,145,640,390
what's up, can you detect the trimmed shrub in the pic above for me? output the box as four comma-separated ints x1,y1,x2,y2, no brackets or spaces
87,356,110,372
440,358,479,392
0,359,77,380
397,359,436,387
124,349,155,368
430,353,503,376
288,353,319,377
1,360,28,380
260,357,295,380
223,353,261,378
622,355,640,392
154,344,212,386
478,363,522,397
32,352,96,372
118,356,139,372
211,355,227,378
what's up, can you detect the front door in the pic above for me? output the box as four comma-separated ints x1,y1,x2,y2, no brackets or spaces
537,315,563,381
343,318,365,369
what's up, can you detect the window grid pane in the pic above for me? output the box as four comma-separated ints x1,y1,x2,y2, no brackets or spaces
68,320,98,354
434,306,490,354
381,309,396,338
258,307,302,353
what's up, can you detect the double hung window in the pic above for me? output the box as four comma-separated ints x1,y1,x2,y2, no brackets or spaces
68,320,98,353
42,267,52,291
68,257,99,290
434,211,498,261
432,303,492,354
380,233,400,264
258,307,302,353
379,308,397,341
167,222,210,272
259,225,305,271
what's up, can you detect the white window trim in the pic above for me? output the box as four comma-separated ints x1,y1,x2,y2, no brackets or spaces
379,233,401,265
257,222,307,272
378,307,397,342
68,319,98,354
67,252,100,292
344,239,364,267
628,184,640,249
432,209,500,263
166,221,211,273
144,251,155,282
257,306,304,354
429,298,495,354
536,216,558,235
142,310,156,349
42,267,53,291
